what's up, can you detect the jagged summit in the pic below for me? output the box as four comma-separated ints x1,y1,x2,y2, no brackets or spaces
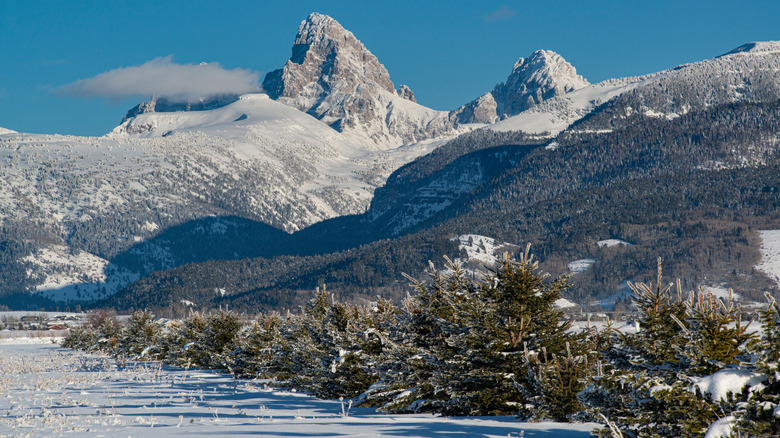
452,49,588,124
262,13,454,146
264,12,395,101
496,50,589,114
116,13,454,146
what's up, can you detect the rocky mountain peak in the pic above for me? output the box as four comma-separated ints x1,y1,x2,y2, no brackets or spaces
262,13,395,110
451,49,588,124
261,13,454,146
397,85,417,102
496,49,589,116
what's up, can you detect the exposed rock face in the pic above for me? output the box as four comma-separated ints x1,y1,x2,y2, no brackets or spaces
122,94,240,122
496,50,589,114
449,92,498,124
263,13,394,101
397,85,416,102
452,50,589,124
262,13,454,146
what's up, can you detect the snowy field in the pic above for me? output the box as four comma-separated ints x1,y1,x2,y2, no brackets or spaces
0,342,597,438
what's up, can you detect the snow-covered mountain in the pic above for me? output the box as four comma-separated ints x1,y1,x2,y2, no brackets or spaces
0,12,472,302
4,25,780,306
451,50,589,124
1,92,455,300
490,40,780,135
262,13,456,146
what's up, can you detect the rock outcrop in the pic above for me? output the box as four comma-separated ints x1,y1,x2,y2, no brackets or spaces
452,50,589,124
122,94,240,122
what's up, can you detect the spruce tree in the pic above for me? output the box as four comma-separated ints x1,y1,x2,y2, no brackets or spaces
117,310,163,360
364,247,595,418
734,294,780,436
234,312,283,378
362,258,475,414
583,260,755,438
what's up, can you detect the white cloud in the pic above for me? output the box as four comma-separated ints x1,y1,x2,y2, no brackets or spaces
484,6,517,22
59,56,260,102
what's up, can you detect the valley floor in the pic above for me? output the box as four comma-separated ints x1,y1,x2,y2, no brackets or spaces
0,340,597,438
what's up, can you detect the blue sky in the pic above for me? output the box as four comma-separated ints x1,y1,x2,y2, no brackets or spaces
2,0,779,136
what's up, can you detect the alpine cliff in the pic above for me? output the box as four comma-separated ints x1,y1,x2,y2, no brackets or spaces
262,13,456,146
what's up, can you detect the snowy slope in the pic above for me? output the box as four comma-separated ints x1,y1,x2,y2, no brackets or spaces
2,94,449,233
1,94,454,302
453,234,519,269
22,245,139,302
0,127,16,135
489,74,663,135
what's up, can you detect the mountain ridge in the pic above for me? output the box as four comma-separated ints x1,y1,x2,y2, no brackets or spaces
2,20,780,308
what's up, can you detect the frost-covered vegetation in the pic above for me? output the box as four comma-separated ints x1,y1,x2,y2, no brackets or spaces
63,250,780,437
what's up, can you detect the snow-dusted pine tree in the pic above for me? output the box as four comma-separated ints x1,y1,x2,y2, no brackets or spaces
582,260,755,438
363,247,595,418
233,312,284,378
117,310,163,360
733,294,780,436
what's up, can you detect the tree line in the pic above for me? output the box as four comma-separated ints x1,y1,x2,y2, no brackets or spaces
64,249,780,436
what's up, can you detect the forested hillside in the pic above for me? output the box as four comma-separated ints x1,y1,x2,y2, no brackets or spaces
87,100,780,314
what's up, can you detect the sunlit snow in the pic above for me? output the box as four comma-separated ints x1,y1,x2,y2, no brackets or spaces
596,239,632,248
567,259,595,274
694,368,766,402
0,342,597,437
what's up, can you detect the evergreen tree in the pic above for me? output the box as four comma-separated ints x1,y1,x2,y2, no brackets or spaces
734,294,780,436
364,247,595,418
361,258,475,413
583,260,754,438
117,310,163,360
202,309,243,373
233,312,284,378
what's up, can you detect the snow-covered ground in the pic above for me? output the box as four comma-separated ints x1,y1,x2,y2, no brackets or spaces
22,245,139,302
595,239,632,248
0,343,597,437
452,234,519,268
756,229,780,288
567,259,595,274
698,285,742,302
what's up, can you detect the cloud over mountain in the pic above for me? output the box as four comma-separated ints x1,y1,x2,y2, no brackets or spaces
59,56,260,102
